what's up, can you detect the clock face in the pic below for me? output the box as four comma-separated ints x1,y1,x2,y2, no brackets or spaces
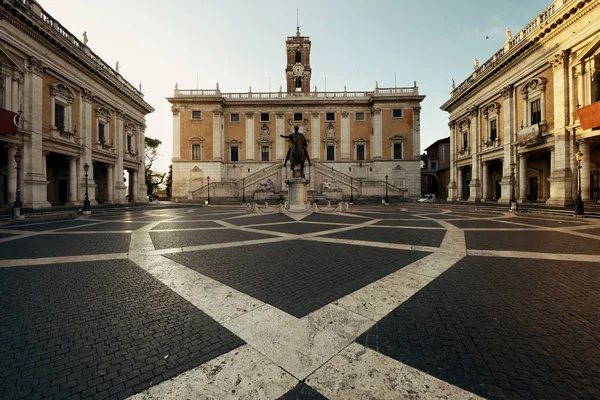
292,63,304,76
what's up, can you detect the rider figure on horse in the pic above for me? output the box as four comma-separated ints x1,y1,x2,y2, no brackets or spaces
281,126,311,167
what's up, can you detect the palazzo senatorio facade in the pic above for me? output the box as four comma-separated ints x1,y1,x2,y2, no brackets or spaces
0,0,153,209
168,29,425,202
441,0,600,205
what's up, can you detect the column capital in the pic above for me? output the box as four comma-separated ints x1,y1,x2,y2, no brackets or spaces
171,106,180,116
82,89,95,102
468,105,478,117
448,120,455,129
27,56,46,76
577,138,587,145
501,84,513,98
412,105,421,113
550,50,568,70
371,108,381,115
212,109,223,116
245,112,254,119
547,146,554,152
116,109,125,119
341,111,349,118
276,112,285,118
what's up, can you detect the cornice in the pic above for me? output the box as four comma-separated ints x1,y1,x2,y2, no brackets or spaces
2,2,154,114
441,0,596,112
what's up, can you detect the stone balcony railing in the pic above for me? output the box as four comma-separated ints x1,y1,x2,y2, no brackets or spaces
457,148,471,158
482,138,502,150
15,0,144,99
450,0,570,97
173,86,420,100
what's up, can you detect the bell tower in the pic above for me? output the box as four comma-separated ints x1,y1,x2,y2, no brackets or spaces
285,23,311,94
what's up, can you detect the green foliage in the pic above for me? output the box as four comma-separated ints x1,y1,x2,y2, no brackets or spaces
145,137,165,196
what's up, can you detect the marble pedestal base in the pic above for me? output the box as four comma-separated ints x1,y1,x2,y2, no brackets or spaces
285,178,309,211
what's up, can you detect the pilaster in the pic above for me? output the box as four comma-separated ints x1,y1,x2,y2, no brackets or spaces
518,153,528,202
499,85,514,204
172,106,181,160
245,112,255,160
341,111,350,160
276,112,285,160
412,106,421,160
468,106,480,202
448,121,457,201
579,140,591,202
311,112,320,160
68,157,77,204
371,109,382,160
212,110,223,161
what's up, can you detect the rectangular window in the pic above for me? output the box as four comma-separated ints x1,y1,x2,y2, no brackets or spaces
231,146,239,162
393,143,402,159
230,113,240,122
261,146,269,161
355,112,365,121
294,112,303,121
326,112,335,121
430,161,437,170
127,135,133,152
191,144,201,160
392,109,403,119
260,113,270,122
55,104,65,131
98,123,105,144
326,145,335,161
490,120,498,141
192,110,202,120
462,132,468,150
357,145,365,161
531,100,541,125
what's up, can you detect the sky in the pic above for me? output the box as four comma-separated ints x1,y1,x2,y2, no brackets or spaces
40,0,552,173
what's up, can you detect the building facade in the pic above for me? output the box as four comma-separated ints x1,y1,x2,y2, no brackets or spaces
441,0,600,205
168,29,425,202
0,0,153,209
421,137,450,199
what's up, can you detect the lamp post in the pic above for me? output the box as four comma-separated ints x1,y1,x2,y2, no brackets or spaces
82,163,91,213
510,162,517,212
242,177,246,204
575,150,584,216
207,176,211,205
350,176,354,204
385,174,389,204
12,149,23,219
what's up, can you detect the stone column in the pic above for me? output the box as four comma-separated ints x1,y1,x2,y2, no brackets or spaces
468,106,480,202
81,89,97,205
212,110,223,161
311,112,320,160
498,85,514,203
372,109,382,160
245,112,255,160
68,156,77,204
4,73,12,110
107,164,114,203
482,162,489,201
576,64,585,109
448,121,457,201
24,56,51,208
547,51,573,205
518,153,527,202
172,106,181,160
114,110,126,203
276,112,285,160
579,140,591,202
457,167,463,200
42,151,48,179
6,145,17,203
412,106,421,160
130,170,139,202
11,77,20,113
341,111,350,160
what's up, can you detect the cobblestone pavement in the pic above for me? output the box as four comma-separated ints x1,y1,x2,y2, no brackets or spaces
1,204,599,399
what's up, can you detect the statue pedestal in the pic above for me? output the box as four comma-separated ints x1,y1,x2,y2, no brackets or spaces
285,178,309,210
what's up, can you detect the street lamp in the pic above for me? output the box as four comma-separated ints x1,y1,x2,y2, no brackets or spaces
207,176,211,205
510,162,517,212
575,150,584,216
12,149,23,219
242,177,246,204
82,163,91,213
350,176,354,204
385,174,389,204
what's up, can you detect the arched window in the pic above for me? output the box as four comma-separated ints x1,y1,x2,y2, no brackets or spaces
295,50,302,63
295,77,302,91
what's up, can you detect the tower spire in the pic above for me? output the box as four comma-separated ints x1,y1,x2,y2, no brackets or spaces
296,9,300,36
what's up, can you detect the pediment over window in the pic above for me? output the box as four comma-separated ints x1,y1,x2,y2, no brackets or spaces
189,136,203,143
0,44,25,72
95,106,111,120
389,135,405,142
520,77,547,95
483,102,501,118
125,122,137,133
353,136,368,144
50,83,75,102
228,139,242,147
571,33,600,64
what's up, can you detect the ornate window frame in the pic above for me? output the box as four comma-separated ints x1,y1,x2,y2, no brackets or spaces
228,139,242,162
353,137,368,161
95,106,112,149
190,136,203,161
257,123,272,162
389,135,405,160
50,83,75,134
323,122,338,161
483,102,501,146
520,77,547,128
125,122,137,155
458,119,470,153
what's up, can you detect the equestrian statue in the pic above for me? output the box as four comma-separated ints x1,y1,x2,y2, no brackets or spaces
281,126,311,178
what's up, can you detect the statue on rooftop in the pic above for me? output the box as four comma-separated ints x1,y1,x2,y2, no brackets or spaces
83,31,88,45
505,27,512,42
452,78,456,90
474,57,479,70
116,61,119,73
139,83,142,92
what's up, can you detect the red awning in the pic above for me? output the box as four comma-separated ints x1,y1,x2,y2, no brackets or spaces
577,101,600,131
0,108,19,135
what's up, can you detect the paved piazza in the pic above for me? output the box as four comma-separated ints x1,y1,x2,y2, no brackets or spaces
1,204,599,399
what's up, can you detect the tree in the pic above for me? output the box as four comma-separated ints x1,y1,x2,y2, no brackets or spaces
145,137,166,197
165,164,172,199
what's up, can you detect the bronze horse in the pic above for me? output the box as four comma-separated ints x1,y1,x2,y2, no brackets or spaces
281,127,311,178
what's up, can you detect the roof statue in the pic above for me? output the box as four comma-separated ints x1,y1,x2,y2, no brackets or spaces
452,78,456,90
82,31,88,45
139,83,142,92
116,61,119,73
474,57,479,70
505,27,512,42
